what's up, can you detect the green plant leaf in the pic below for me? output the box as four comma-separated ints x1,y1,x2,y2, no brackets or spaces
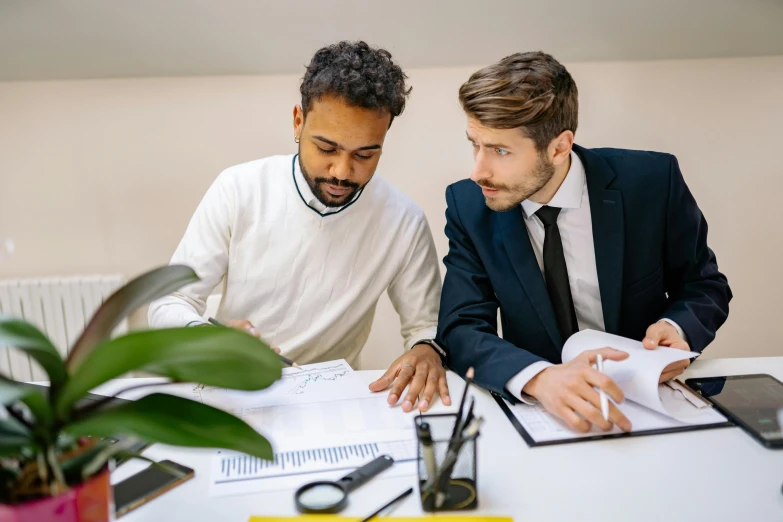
64,393,273,460
66,265,199,371
0,377,52,432
74,450,187,483
59,441,107,481
0,416,33,456
109,450,158,468
0,317,66,388
0,376,30,406
80,447,183,482
56,327,281,418
58,437,136,481
19,388,53,429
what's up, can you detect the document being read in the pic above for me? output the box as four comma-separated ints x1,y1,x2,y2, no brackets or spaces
205,359,420,497
192,359,355,406
504,330,728,444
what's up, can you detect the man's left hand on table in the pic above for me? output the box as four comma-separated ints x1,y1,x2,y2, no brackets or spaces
368,344,451,413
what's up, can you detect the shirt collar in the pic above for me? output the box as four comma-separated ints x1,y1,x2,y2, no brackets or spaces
520,150,585,218
293,155,360,214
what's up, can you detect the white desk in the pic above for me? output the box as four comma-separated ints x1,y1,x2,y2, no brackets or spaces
110,357,783,522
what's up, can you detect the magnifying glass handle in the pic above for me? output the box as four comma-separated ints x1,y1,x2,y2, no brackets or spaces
337,455,394,493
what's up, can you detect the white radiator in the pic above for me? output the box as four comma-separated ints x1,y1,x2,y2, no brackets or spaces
0,275,126,381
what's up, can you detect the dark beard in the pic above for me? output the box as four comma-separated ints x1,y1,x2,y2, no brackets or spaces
298,153,361,208
478,153,556,212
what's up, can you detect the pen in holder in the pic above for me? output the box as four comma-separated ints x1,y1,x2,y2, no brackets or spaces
415,413,479,512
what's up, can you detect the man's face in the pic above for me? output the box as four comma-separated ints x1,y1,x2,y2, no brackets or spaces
294,94,391,208
466,118,556,212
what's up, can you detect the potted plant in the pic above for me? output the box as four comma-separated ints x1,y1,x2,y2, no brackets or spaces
0,265,281,522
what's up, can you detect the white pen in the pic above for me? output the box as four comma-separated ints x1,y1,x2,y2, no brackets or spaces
595,354,609,422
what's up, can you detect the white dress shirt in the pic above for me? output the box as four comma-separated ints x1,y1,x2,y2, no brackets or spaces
505,152,685,402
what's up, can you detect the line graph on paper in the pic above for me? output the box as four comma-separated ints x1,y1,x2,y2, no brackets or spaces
282,362,351,395
186,359,356,409
191,384,225,404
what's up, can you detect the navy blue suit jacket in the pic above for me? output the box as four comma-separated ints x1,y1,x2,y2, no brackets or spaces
436,145,732,401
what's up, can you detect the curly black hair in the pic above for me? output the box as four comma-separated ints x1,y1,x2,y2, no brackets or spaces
300,41,412,125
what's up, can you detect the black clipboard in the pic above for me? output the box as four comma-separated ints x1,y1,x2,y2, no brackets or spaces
493,394,734,447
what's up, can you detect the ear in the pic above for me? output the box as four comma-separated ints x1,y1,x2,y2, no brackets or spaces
293,105,304,140
549,130,574,168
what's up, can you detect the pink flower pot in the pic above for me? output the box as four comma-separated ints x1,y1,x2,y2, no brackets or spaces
0,468,111,522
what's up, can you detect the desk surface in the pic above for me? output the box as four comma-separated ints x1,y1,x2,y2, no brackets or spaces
110,357,783,522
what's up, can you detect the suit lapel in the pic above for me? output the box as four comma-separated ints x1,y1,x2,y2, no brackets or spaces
574,145,625,335
498,208,563,350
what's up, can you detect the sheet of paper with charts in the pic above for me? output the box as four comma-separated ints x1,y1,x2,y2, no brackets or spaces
191,359,354,405
205,359,420,497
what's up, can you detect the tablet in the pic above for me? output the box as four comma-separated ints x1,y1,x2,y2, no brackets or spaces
685,374,783,449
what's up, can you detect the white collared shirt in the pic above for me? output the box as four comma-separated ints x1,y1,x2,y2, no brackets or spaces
506,152,684,401
293,159,362,214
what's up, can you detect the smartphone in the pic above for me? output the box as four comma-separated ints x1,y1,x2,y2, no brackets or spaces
685,374,783,449
113,460,195,518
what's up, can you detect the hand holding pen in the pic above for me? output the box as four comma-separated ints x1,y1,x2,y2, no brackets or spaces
595,354,609,422
521,348,632,433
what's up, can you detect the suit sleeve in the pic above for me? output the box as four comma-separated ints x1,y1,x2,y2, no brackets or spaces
436,185,548,402
660,155,732,351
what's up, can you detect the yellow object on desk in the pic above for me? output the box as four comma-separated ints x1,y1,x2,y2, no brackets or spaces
248,515,514,522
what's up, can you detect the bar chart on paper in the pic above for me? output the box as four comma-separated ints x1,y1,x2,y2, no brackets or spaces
207,364,421,497
209,439,417,496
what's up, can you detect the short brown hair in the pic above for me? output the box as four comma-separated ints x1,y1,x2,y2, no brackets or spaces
459,51,578,151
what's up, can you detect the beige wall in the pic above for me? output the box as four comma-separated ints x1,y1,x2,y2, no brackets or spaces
1,56,781,369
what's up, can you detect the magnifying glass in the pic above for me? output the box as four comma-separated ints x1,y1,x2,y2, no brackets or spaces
295,455,394,514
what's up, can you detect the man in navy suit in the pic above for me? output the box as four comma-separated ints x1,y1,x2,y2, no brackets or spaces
436,51,731,433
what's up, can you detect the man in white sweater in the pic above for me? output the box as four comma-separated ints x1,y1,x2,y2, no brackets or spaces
149,41,449,413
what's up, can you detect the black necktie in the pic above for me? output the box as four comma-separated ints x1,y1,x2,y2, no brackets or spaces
535,205,578,341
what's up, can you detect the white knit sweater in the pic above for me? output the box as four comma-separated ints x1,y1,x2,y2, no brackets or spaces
148,154,441,368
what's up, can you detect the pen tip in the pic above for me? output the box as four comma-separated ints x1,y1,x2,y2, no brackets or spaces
466,367,475,379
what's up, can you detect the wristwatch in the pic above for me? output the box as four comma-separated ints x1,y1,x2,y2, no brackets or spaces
413,338,448,366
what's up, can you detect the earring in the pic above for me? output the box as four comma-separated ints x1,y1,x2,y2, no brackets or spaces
294,136,300,143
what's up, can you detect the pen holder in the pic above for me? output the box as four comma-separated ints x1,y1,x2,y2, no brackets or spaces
415,413,479,512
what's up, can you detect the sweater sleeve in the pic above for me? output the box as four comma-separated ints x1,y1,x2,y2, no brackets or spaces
386,212,442,349
148,170,235,328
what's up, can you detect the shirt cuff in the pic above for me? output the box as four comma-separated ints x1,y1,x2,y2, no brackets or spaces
410,339,447,366
505,361,554,404
658,318,687,343
405,326,438,350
